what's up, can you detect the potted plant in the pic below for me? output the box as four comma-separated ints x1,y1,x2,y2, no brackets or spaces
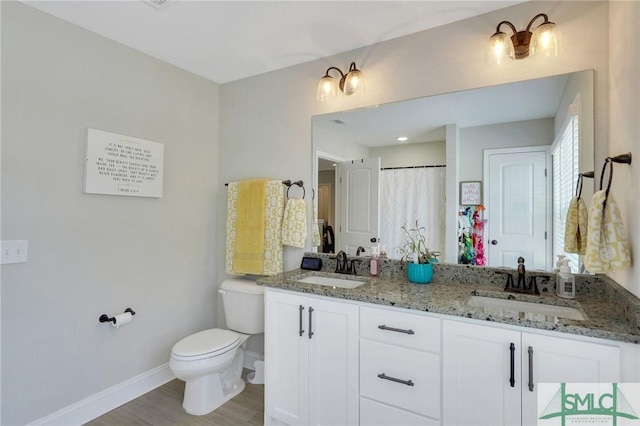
397,221,439,284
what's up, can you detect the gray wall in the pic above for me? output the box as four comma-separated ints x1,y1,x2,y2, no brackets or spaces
459,118,554,182
608,1,640,296
1,3,220,424
370,141,446,169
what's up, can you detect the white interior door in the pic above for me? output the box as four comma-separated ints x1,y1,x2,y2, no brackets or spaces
339,158,380,255
484,147,550,270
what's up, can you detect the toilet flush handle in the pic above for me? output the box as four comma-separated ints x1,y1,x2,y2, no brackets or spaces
218,289,226,295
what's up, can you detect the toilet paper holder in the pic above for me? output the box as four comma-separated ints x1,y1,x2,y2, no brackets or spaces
99,307,135,324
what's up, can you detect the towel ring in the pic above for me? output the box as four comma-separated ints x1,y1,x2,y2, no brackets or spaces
575,171,594,199
599,153,632,200
286,181,305,199
599,158,613,198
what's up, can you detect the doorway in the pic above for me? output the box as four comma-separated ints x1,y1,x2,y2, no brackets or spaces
484,146,551,270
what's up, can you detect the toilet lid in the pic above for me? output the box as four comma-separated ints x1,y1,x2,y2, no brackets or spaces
171,329,240,359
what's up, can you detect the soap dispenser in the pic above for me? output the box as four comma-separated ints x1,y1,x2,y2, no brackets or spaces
553,254,566,273
556,259,575,299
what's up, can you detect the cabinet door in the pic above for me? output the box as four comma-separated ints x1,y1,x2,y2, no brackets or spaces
265,291,309,426
521,332,621,426
308,297,359,426
443,320,522,426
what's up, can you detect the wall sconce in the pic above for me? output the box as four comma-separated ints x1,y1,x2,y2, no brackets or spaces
488,13,558,65
316,62,364,102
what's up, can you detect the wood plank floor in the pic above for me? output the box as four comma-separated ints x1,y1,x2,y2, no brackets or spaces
85,370,264,426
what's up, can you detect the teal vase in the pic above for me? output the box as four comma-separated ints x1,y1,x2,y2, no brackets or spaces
407,262,433,284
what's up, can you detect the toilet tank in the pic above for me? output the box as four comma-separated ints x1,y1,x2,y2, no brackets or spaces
220,279,265,334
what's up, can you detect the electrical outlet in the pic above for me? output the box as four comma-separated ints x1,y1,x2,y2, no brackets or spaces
1,240,28,264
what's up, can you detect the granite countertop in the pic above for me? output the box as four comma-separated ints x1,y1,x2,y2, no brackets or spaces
258,257,640,344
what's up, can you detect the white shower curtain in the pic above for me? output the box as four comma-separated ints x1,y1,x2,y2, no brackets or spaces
379,167,446,260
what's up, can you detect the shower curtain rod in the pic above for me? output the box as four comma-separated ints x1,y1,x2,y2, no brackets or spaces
381,164,446,170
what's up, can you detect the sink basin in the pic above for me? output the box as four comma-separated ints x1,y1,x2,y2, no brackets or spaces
467,295,587,321
294,273,369,289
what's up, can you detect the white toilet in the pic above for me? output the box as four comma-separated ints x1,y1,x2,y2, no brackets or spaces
169,278,264,415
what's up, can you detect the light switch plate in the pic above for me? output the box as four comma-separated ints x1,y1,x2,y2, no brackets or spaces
1,240,28,264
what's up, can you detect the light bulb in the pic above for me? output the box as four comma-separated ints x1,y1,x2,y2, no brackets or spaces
488,32,514,66
530,22,557,57
316,75,337,102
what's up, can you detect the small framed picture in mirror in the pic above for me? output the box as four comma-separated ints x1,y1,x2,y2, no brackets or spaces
460,181,482,205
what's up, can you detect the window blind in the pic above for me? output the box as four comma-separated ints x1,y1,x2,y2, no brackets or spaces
552,110,580,273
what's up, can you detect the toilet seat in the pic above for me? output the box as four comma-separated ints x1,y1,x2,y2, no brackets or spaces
171,329,240,361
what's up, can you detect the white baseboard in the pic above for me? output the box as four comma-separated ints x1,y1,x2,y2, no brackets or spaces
244,349,263,370
28,363,175,426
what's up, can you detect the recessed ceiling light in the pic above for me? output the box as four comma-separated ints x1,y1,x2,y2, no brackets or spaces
396,136,409,142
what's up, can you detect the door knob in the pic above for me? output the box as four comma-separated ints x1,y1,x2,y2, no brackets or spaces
491,240,498,245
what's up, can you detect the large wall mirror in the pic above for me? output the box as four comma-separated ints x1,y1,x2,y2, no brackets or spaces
312,70,594,272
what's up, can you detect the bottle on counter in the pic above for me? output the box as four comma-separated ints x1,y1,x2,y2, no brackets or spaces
556,259,575,299
369,246,379,277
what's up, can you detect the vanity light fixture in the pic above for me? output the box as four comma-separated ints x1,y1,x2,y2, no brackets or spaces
488,13,558,65
316,62,364,102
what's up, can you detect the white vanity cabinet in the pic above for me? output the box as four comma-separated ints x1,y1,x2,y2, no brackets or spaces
264,289,359,426
442,319,623,426
359,306,441,425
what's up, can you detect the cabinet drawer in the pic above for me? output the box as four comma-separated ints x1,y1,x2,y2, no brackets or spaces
360,339,440,419
361,306,440,353
360,397,438,426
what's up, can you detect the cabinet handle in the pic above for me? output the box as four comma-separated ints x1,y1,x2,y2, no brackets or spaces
308,307,314,339
509,343,515,387
378,324,415,335
528,346,534,392
298,305,305,337
377,373,414,387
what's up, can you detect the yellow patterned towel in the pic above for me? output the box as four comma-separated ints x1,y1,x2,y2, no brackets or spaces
226,180,285,276
584,190,631,273
312,201,321,247
563,196,589,254
262,180,285,275
282,198,307,248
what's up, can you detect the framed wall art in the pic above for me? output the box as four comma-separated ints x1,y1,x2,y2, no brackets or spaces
460,181,482,205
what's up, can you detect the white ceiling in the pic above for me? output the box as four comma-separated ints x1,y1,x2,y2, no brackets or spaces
23,0,523,84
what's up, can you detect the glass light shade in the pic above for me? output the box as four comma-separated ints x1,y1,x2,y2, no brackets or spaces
316,75,337,102
529,22,557,57
342,69,363,96
488,32,515,66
